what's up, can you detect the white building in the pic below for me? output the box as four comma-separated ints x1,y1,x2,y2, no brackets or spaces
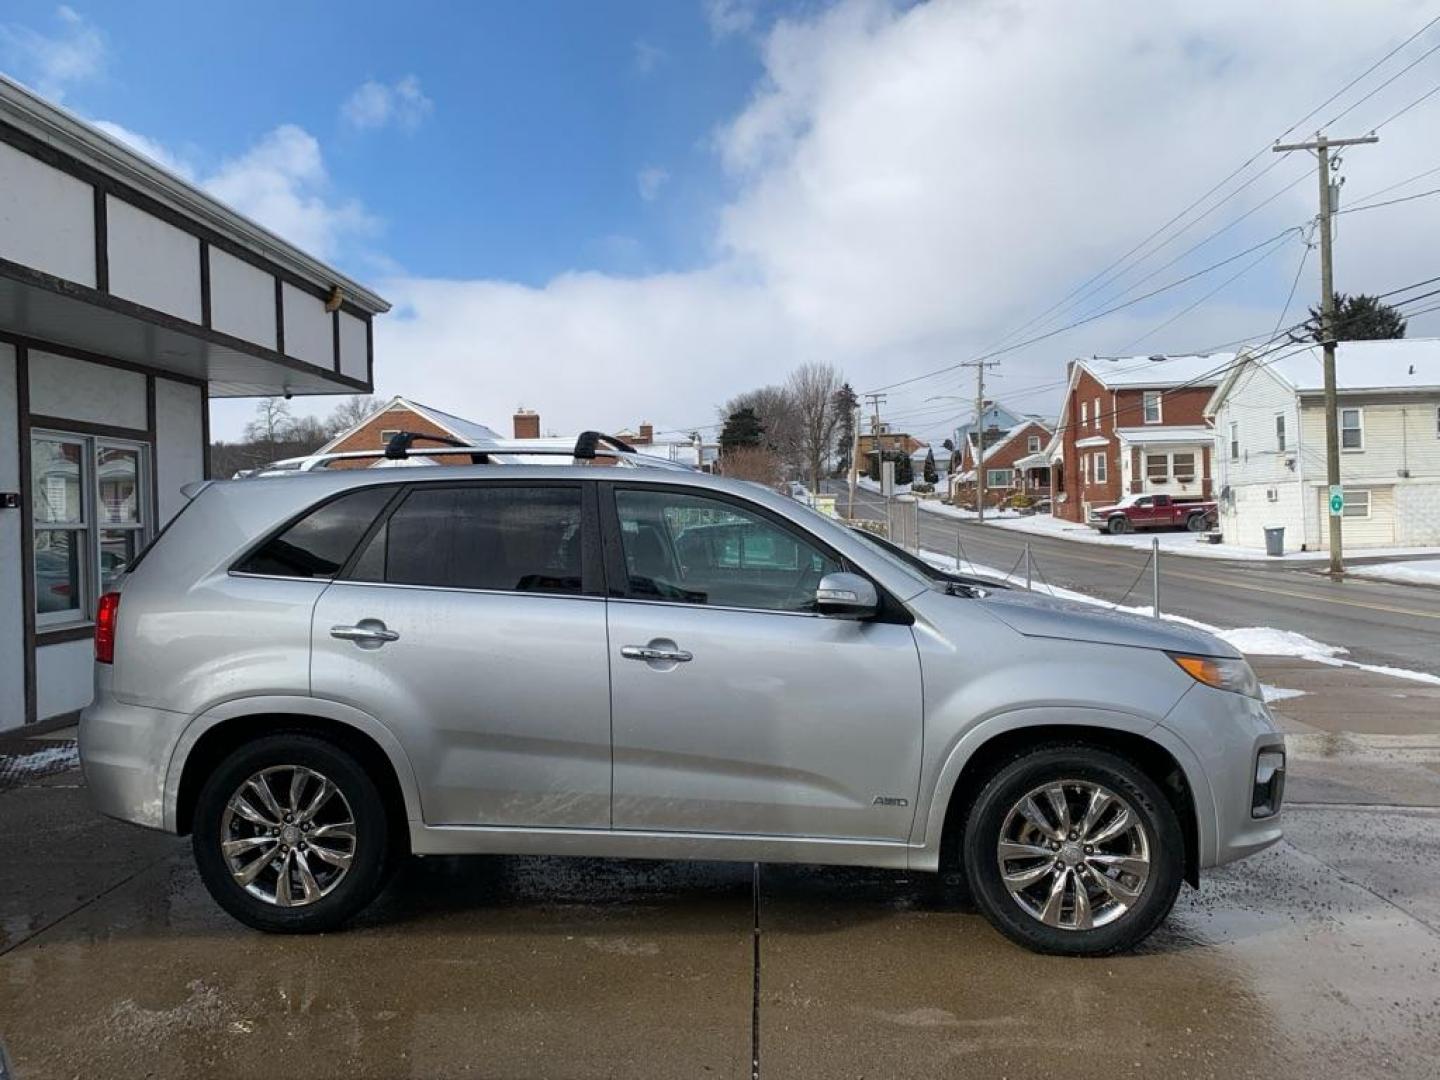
1,77,388,728
1205,339,1440,552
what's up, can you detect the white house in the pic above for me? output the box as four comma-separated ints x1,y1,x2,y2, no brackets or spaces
1,76,388,728
1205,339,1440,551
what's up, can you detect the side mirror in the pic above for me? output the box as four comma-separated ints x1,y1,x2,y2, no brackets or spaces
815,572,878,619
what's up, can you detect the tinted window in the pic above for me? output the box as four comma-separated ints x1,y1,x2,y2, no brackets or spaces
614,489,840,611
354,485,583,594
236,486,394,579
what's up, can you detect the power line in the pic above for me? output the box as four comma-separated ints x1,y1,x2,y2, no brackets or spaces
1322,35,1440,127
1373,79,1440,130
1337,184,1440,214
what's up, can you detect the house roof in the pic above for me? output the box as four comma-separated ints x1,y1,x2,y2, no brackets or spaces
1206,338,1440,415
1,73,388,314
317,396,502,453
1080,353,1235,389
1115,425,1214,446
966,419,1053,466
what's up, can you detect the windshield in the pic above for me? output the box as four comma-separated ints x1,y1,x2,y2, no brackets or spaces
842,524,1007,591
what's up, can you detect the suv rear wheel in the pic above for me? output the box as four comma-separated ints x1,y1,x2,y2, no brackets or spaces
962,745,1183,955
192,734,392,933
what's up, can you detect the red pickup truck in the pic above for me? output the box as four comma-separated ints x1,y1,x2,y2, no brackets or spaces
1088,493,1217,535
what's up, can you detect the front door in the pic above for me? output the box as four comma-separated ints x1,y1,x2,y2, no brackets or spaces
311,481,612,828
603,485,923,841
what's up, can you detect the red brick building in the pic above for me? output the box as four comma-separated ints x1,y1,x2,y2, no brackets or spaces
950,419,1052,506
314,396,504,467
1051,355,1230,522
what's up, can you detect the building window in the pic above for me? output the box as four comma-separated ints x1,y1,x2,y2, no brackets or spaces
1172,452,1196,483
986,468,1014,488
1275,414,1286,452
379,428,400,444
32,432,149,626
1229,421,1239,461
1143,391,1162,424
1342,488,1371,519
1435,405,1440,437
1093,452,1107,484
1080,402,1088,429
1028,435,1041,453
1145,453,1168,483
1340,408,1364,450
1092,397,1100,430
1081,455,1089,484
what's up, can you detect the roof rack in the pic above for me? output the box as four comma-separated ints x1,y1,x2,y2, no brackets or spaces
240,430,694,476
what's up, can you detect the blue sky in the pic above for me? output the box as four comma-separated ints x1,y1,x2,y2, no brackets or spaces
3,2,1438,443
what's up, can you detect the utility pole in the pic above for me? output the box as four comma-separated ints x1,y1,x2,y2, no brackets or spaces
960,360,1000,523
1274,131,1377,578
862,392,887,487
846,403,861,519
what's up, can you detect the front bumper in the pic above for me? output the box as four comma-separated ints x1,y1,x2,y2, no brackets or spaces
79,691,188,832
1159,682,1285,869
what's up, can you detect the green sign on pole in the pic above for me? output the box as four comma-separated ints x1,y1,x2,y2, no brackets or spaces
1328,485,1344,517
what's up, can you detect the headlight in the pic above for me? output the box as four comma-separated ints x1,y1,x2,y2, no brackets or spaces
1169,653,1261,699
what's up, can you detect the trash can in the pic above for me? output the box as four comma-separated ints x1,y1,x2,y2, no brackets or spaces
1264,526,1285,557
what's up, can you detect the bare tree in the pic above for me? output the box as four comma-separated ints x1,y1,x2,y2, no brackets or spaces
787,362,843,491
326,394,376,435
722,385,801,474
717,445,782,488
244,398,295,446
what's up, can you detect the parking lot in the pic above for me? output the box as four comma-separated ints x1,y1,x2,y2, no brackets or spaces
3,658,1439,1080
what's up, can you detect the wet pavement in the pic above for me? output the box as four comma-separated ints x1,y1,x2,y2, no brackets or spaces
4,690,1440,1079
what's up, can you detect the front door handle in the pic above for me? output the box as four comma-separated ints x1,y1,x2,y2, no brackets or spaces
621,644,693,663
330,620,400,648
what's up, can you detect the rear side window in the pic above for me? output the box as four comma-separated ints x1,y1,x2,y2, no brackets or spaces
352,484,583,594
235,486,394,579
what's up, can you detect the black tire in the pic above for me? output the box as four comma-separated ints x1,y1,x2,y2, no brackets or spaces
192,733,392,933
961,744,1183,956
1107,516,1130,535
1186,513,1207,532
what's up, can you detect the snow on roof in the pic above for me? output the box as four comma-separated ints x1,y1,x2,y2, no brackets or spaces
1252,338,1440,393
1082,353,1235,389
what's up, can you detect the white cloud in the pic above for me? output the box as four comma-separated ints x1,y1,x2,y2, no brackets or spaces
636,166,670,202
705,0,759,39
341,75,434,132
91,120,197,180
633,39,667,75
0,4,106,100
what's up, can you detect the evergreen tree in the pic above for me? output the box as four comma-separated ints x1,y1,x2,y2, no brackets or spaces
1309,292,1407,341
831,382,858,474
923,447,938,484
719,406,764,450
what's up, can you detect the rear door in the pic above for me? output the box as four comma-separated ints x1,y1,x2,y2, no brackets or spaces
311,480,613,828
602,483,923,842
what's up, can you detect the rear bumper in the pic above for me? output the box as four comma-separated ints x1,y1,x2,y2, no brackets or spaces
78,692,187,832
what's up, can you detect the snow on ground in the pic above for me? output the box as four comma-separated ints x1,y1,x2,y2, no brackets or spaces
1346,559,1440,586
917,501,1024,521
0,742,79,786
919,503,1440,564
921,549,1440,686
1261,685,1307,704
856,477,912,496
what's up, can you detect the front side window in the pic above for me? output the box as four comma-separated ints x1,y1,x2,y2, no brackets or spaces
614,489,840,612
353,484,583,594
1229,422,1239,461
1093,453,1107,483
1092,397,1101,430
32,432,149,625
1342,488,1371,518
986,468,1013,488
1172,452,1196,483
236,486,394,579
1341,408,1364,450
1143,391,1162,424
1080,402,1088,429
1275,414,1287,452
1027,435,1041,453
1146,453,1169,483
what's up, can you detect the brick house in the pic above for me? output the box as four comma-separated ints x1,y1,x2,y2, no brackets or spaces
314,396,503,467
950,419,1052,506
1051,354,1231,523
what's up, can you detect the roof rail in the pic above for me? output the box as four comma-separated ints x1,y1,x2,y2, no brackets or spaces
238,430,694,476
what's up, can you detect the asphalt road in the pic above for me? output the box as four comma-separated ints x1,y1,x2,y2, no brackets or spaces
831,484,1440,676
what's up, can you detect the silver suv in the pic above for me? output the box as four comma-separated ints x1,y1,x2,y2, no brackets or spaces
80,445,1284,955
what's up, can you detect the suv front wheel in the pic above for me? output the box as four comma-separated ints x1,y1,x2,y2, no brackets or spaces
192,733,393,933
962,745,1183,955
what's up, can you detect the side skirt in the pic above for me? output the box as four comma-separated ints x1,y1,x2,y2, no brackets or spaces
409,822,929,870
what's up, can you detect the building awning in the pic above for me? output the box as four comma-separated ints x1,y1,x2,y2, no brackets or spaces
1115,426,1213,446
1014,452,1050,470
1074,435,1109,449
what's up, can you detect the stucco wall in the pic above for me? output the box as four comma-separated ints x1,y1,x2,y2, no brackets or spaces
0,343,23,729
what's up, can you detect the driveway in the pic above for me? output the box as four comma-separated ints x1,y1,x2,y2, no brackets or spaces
3,716,1440,1080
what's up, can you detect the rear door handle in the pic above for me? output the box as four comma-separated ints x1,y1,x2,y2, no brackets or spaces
330,621,400,647
621,645,693,663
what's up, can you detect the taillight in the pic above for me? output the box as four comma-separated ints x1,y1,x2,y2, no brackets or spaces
96,592,120,664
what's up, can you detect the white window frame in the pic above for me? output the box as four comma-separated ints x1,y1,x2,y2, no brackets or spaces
1145,452,1169,484
31,429,151,629
1092,397,1100,430
1142,391,1163,424
986,468,1013,489
1275,413,1286,452
1340,407,1364,451
1341,487,1371,519
379,428,401,443
1081,454,1089,484
1093,451,1107,483
1080,402,1088,429
1172,451,1197,484
1027,435,1041,453
1229,421,1239,461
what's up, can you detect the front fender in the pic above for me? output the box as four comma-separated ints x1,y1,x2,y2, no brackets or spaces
161,694,424,832
907,705,1159,867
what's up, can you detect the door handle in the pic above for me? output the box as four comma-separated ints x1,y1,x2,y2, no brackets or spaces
621,645,693,663
330,622,400,646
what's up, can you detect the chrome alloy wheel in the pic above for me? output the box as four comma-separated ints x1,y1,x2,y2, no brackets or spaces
219,765,357,907
995,780,1151,931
